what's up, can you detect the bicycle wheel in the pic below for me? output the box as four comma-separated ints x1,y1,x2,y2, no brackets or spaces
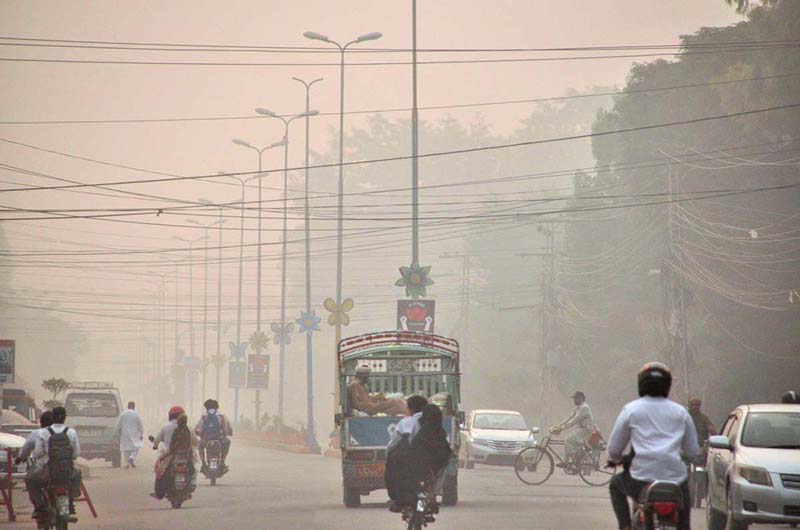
514,446,554,485
577,447,619,486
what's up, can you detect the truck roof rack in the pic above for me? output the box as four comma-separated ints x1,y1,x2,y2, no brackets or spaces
68,381,117,390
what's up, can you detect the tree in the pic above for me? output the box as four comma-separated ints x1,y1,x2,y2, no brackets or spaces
42,377,70,404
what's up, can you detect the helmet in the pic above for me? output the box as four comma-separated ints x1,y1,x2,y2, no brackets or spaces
782,390,800,404
637,362,672,398
168,405,186,420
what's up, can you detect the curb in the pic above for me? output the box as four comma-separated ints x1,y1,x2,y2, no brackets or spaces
238,435,322,455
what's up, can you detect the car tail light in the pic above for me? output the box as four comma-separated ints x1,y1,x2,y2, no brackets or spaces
652,501,677,518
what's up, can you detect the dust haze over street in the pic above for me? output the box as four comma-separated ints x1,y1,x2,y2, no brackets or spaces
1,0,799,529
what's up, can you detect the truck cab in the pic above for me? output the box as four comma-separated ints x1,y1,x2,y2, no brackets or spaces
63,382,123,468
337,331,462,508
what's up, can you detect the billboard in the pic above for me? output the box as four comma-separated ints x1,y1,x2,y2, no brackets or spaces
228,360,246,389
0,339,15,384
246,354,269,389
397,300,435,333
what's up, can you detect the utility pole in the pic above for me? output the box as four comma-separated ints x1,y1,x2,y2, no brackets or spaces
664,167,691,403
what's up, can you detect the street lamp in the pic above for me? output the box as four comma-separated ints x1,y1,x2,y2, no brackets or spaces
231,137,285,430
172,234,208,415
186,217,226,402
303,28,382,416
292,76,323,453
254,107,318,424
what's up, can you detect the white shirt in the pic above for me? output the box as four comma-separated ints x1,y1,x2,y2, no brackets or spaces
607,396,699,483
18,428,44,462
387,412,422,450
30,424,81,472
114,409,144,452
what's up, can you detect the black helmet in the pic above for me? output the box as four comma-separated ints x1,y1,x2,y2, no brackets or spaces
638,362,672,398
782,390,800,404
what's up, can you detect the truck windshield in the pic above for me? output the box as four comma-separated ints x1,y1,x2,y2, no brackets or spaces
474,413,527,430
65,393,119,418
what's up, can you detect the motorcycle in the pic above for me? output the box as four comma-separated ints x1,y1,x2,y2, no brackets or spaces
631,480,684,530
37,481,75,530
401,480,438,530
203,439,224,486
148,435,194,509
689,444,708,508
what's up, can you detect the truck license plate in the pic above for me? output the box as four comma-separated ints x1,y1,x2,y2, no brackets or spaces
355,463,384,478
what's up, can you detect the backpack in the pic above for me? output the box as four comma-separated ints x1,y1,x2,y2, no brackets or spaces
202,412,222,440
47,427,74,483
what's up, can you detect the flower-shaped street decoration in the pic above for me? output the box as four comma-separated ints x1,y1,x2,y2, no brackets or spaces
324,297,354,327
271,322,295,345
296,310,321,334
228,341,249,360
395,262,434,298
249,330,270,354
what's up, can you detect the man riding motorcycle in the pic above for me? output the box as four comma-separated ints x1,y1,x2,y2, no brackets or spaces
151,406,198,500
607,362,699,530
195,399,233,475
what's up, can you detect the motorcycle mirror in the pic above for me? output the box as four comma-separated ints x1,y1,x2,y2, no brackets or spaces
531,427,540,434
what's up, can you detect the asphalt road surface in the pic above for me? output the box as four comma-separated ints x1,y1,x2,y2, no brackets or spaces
7,439,786,530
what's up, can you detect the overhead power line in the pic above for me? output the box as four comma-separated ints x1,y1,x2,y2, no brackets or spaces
1,102,798,193
1,71,797,125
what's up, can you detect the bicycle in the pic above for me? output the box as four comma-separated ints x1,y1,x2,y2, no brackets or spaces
514,427,619,487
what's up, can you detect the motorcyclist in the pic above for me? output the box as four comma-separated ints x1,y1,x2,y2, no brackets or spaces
552,391,595,468
151,406,199,500
21,406,81,521
195,398,233,475
607,362,699,530
782,390,800,404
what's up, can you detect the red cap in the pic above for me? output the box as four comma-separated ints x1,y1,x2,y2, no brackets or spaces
168,405,185,419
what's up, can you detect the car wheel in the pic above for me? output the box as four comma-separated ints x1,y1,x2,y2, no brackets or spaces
725,489,749,530
707,499,726,530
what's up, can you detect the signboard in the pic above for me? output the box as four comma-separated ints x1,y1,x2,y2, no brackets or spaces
246,354,269,389
228,359,246,389
397,300,435,333
0,339,15,384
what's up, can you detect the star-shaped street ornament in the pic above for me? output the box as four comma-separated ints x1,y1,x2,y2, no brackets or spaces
296,310,321,334
271,322,295,345
395,262,433,298
323,297,354,326
249,330,270,354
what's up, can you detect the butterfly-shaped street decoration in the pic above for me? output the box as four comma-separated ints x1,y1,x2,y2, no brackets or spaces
324,297,354,326
296,310,321,334
395,262,433,298
228,341,249,360
249,330,270,354
271,322,295,345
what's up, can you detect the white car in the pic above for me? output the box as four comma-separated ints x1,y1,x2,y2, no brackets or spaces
460,409,537,469
706,403,800,530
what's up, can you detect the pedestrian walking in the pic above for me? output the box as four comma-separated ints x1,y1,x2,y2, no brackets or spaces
114,401,144,469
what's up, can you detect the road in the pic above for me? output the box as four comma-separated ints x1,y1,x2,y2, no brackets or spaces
7,439,785,529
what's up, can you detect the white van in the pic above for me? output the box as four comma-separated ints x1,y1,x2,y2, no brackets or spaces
62,382,123,467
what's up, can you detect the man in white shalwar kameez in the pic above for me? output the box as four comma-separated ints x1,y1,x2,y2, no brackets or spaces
114,401,144,469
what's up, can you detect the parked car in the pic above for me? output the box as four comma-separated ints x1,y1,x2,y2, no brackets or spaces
706,403,800,530
460,409,537,469
63,381,123,468
0,431,29,479
0,408,38,439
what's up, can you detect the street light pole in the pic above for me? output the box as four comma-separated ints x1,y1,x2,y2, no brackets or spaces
293,76,323,452
173,234,207,416
303,29,382,415
232,137,285,430
254,107,318,424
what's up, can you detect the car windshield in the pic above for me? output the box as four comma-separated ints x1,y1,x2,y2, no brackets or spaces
65,393,119,418
741,412,800,448
473,413,528,430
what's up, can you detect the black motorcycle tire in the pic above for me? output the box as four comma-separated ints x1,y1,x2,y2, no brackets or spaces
406,514,423,530
170,499,183,509
442,474,458,506
211,473,216,486
56,518,69,530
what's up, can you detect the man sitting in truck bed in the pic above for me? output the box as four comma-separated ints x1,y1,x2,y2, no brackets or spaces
348,364,407,416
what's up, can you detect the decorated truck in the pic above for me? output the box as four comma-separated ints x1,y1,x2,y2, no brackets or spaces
336,331,462,508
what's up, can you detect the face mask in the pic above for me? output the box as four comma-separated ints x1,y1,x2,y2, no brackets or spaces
208,409,216,414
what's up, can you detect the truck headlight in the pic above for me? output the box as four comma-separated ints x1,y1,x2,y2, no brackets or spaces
738,465,772,486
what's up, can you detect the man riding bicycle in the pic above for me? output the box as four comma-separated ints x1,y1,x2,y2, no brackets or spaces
552,390,595,469
607,362,699,530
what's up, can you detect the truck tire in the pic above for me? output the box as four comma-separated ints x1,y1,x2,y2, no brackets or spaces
442,474,458,506
343,487,361,508
111,450,121,468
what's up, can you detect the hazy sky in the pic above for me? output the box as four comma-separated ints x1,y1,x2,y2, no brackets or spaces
0,1,744,417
